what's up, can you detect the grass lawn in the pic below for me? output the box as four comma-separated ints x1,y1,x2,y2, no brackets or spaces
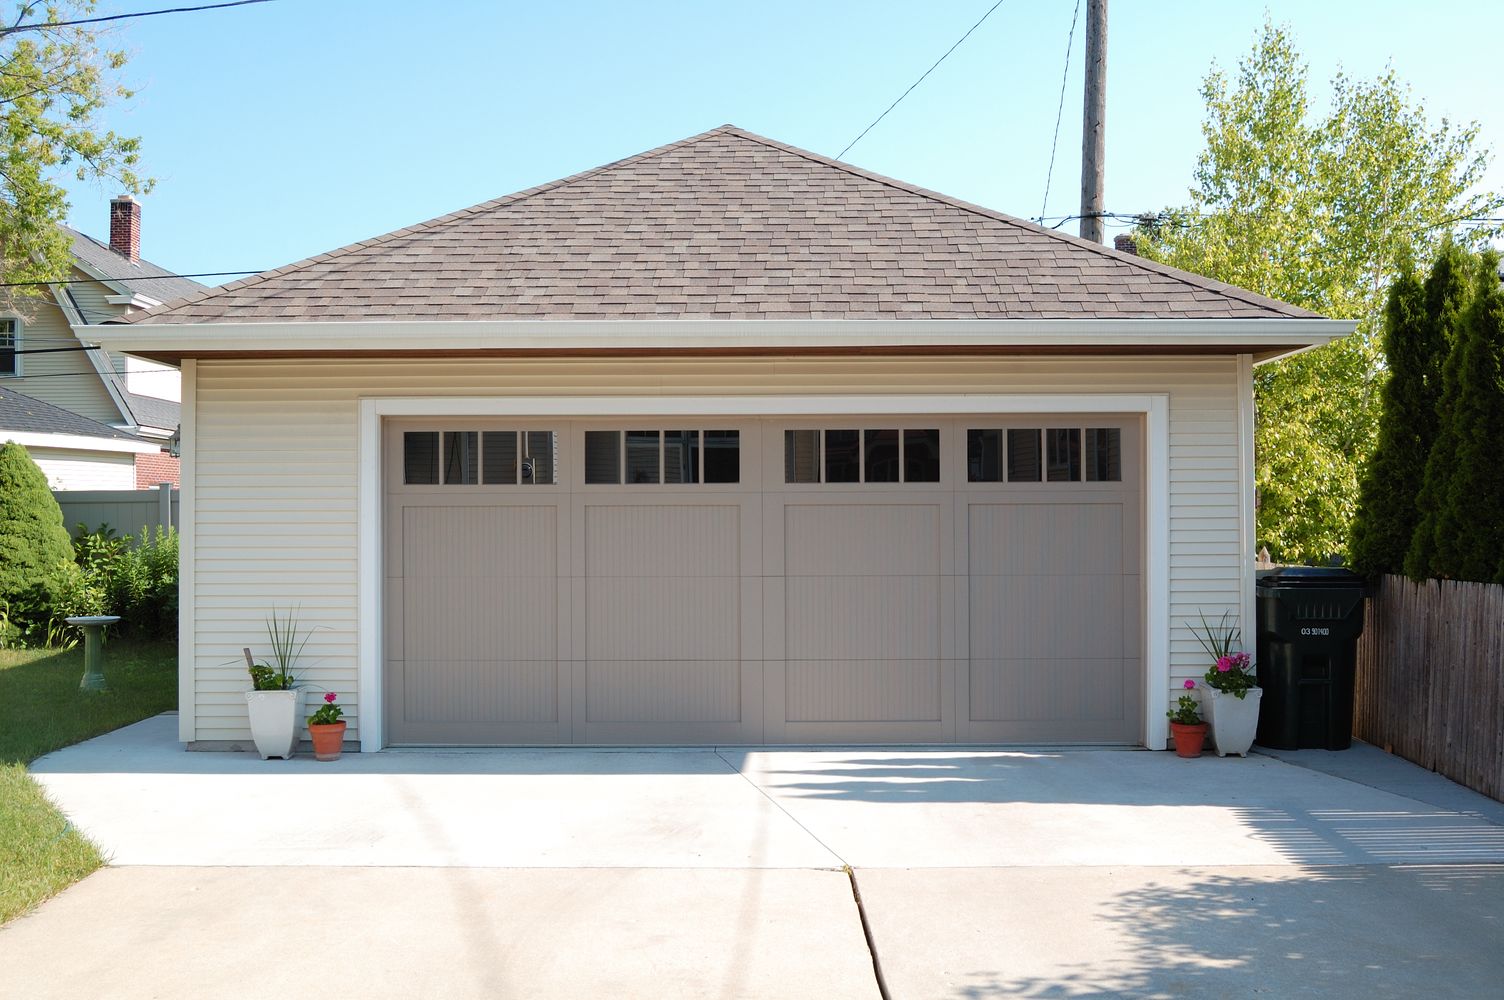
0,640,175,924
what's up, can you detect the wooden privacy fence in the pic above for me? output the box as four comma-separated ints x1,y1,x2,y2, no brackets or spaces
1354,574,1504,801
53,483,177,541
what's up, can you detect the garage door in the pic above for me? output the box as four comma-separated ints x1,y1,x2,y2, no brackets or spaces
384,417,1141,745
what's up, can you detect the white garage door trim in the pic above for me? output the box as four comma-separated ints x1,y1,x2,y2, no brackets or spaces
357,393,1170,752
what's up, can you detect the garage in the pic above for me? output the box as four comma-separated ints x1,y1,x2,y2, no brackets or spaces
92,126,1348,753
384,414,1141,745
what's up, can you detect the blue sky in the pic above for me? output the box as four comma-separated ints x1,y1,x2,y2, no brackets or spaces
60,0,1504,282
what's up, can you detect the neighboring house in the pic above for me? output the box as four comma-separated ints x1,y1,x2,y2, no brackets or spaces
0,384,158,489
89,126,1354,752
1,197,202,488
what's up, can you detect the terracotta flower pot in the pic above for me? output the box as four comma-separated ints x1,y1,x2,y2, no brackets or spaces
1170,722,1208,758
308,721,347,761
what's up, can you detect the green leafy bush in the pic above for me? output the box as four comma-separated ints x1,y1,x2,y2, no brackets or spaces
0,443,77,647
68,524,178,641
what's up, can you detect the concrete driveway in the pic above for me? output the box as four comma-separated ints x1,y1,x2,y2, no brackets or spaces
5,714,1504,998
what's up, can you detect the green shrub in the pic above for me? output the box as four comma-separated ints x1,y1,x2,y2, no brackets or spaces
68,524,178,641
0,443,76,647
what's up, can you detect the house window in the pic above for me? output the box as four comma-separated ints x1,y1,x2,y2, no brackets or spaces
585,429,740,485
404,430,557,485
967,427,1122,483
784,428,941,484
0,319,17,377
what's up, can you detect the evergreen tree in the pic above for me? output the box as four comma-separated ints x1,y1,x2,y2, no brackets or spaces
1349,264,1425,575
1407,253,1504,582
1351,243,1467,576
0,441,75,641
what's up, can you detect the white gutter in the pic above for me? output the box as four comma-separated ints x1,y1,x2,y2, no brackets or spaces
2,430,158,455
80,318,1354,357
105,293,163,309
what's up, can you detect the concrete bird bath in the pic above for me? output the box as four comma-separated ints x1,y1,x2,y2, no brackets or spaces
65,616,121,692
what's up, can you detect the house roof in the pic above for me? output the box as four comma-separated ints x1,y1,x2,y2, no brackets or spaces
0,384,142,441
122,126,1318,326
63,226,204,307
120,391,180,431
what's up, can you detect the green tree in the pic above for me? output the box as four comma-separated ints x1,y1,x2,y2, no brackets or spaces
1138,21,1503,563
1406,252,1504,583
0,440,75,643
0,1,151,287
1349,243,1469,576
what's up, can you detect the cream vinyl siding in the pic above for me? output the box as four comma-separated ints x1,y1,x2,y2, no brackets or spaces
64,269,122,324
0,292,121,424
28,448,136,490
190,355,1244,745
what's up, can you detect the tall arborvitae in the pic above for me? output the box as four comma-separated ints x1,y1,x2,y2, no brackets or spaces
1403,249,1481,579
1407,251,1504,582
1349,261,1427,576
0,441,76,640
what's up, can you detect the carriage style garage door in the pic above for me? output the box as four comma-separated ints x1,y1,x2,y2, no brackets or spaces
383,416,1142,746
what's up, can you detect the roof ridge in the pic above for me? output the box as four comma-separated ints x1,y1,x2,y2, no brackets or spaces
717,126,1313,319
120,126,742,325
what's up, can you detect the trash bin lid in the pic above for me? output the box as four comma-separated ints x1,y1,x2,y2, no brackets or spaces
1256,566,1366,588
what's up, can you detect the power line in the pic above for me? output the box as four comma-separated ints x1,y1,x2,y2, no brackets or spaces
1,270,258,289
0,0,274,36
6,345,102,355
1039,0,1082,226
835,0,1007,161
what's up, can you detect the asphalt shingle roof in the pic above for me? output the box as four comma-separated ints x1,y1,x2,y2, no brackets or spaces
64,226,204,308
125,126,1317,325
0,384,140,441
121,392,180,431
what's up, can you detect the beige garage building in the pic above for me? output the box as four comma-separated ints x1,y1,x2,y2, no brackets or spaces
89,127,1351,751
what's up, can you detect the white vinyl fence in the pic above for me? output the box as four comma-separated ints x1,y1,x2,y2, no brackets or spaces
53,483,177,541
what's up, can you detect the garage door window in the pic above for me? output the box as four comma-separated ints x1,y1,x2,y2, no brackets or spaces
968,427,1121,483
784,428,941,484
586,429,740,485
403,430,557,485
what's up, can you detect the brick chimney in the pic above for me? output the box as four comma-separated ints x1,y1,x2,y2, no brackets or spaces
1113,234,1138,256
109,195,141,262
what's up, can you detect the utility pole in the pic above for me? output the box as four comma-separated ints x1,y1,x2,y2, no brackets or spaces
1079,0,1107,243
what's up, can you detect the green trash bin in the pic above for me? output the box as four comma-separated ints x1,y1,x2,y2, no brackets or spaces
1254,567,1368,750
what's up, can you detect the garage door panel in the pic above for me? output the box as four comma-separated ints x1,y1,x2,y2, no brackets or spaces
785,576,940,660
406,576,557,661
786,659,942,722
968,503,1123,576
584,503,739,577
969,658,1126,723
785,504,939,576
586,576,740,661
403,505,557,577
969,575,1123,660
586,660,741,723
402,659,558,724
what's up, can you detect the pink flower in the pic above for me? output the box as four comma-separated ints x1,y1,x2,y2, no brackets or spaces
324,692,337,704
1216,656,1233,673
1183,679,1196,689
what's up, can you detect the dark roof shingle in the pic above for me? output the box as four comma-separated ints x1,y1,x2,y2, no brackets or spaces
0,385,140,441
126,126,1317,325
63,226,204,307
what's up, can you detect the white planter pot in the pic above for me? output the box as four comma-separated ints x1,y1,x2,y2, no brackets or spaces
245,689,302,760
1205,687,1262,758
